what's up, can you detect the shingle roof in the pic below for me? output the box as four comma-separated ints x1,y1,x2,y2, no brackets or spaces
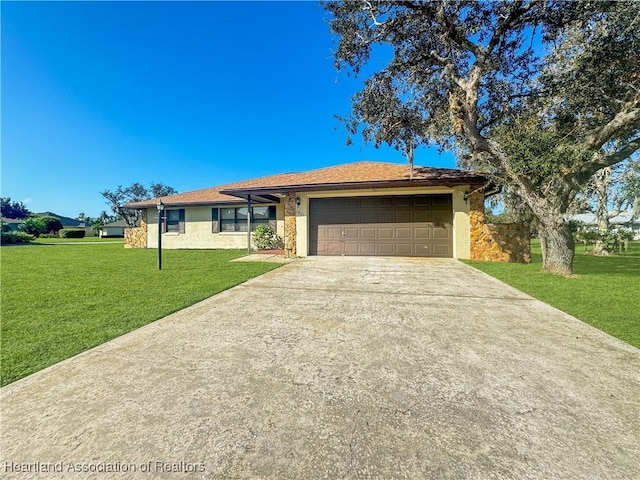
125,161,487,208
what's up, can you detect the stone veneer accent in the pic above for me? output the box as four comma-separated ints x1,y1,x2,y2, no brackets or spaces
124,212,148,249
284,192,297,257
469,192,531,263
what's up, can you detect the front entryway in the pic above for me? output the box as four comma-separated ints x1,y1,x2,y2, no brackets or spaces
308,194,453,257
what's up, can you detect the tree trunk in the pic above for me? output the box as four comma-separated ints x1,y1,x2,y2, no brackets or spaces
538,222,575,275
592,167,611,255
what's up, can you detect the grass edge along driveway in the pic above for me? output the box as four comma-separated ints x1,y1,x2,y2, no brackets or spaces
464,240,640,349
1,244,282,386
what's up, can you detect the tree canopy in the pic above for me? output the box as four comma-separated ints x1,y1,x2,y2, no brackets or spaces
1,197,31,219
101,182,177,227
324,0,640,274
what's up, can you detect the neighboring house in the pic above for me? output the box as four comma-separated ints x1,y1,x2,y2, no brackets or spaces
1,217,23,232
569,212,640,239
36,212,97,236
125,161,526,261
99,220,128,238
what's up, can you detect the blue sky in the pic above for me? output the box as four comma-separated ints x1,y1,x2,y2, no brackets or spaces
2,1,456,218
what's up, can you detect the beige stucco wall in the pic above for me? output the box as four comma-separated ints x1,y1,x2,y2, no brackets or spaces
146,205,282,250
293,186,472,259
145,188,473,258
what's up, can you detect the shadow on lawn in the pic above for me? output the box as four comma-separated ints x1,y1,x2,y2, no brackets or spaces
574,251,640,277
530,244,640,277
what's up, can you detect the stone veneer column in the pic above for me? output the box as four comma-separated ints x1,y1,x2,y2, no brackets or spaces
469,191,485,260
124,211,148,248
469,191,531,263
284,192,297,257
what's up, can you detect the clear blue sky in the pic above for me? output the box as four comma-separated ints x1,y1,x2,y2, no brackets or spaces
1,1,456,218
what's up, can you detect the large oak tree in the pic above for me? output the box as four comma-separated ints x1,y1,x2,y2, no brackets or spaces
324,0,640,274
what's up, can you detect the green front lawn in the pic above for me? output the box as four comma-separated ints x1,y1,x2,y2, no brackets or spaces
464,240,640,348
34,236,123,243
0,244,281,386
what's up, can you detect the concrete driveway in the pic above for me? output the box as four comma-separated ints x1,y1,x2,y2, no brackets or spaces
1,257,638,479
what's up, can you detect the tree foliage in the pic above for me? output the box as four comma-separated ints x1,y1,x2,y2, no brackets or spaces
324,0,640,274
1,197,31,219
101,182,177,228
20,216,64,237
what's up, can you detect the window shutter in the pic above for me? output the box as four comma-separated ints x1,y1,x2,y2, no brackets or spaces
178,209,186,234
268,205,277,230
212,208,219,233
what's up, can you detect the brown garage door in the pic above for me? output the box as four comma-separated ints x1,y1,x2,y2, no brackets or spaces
309,195,453,257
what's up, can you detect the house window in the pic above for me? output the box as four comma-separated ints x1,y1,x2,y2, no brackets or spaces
164,209,185,233
213,206,276,233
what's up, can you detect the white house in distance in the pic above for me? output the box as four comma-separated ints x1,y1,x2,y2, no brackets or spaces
99,219,128,238
125,161,529,262
569,212,640,239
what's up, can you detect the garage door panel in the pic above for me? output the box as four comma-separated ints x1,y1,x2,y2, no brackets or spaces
379,227,394,239
396,211,412,222
343,212,360,223
431,195,451,207
325,242,343,255
433,211,451,223
361,212,376,223
414,244,430,255
414,211,430,222
359,243,377,255
360,197,377,208
378,243,395,255
310,195,452,258
395,244,413,255
433,227,450,239
343,198,360,208
361,228,376,239
326,227,343,239
414,227,431,239
395,227,413,239
343,243,360,255
432,244,451,256
343,227,360,239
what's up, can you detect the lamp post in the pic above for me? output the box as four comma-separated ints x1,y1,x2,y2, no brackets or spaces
157,199,164,270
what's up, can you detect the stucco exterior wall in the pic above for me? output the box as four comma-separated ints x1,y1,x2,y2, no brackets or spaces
140,187,477,258
146,205,282,250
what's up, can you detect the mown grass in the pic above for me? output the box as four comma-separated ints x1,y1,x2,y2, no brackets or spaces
0,244,281,386
464,240,640,348
34,236,123,243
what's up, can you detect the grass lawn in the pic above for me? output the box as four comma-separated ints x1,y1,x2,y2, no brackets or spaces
0,244,281,386
464,240,640,349
33,236,123,243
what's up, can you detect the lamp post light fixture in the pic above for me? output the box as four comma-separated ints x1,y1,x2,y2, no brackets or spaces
157,199,164,270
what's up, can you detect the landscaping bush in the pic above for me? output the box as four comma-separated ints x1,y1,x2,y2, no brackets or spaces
252,224,284,250
1,231,34,244
20,217,45,237
20,216,63,237
59,228,86,238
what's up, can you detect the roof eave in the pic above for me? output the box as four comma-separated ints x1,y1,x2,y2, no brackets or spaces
124,198,279,210
220,177,487,197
